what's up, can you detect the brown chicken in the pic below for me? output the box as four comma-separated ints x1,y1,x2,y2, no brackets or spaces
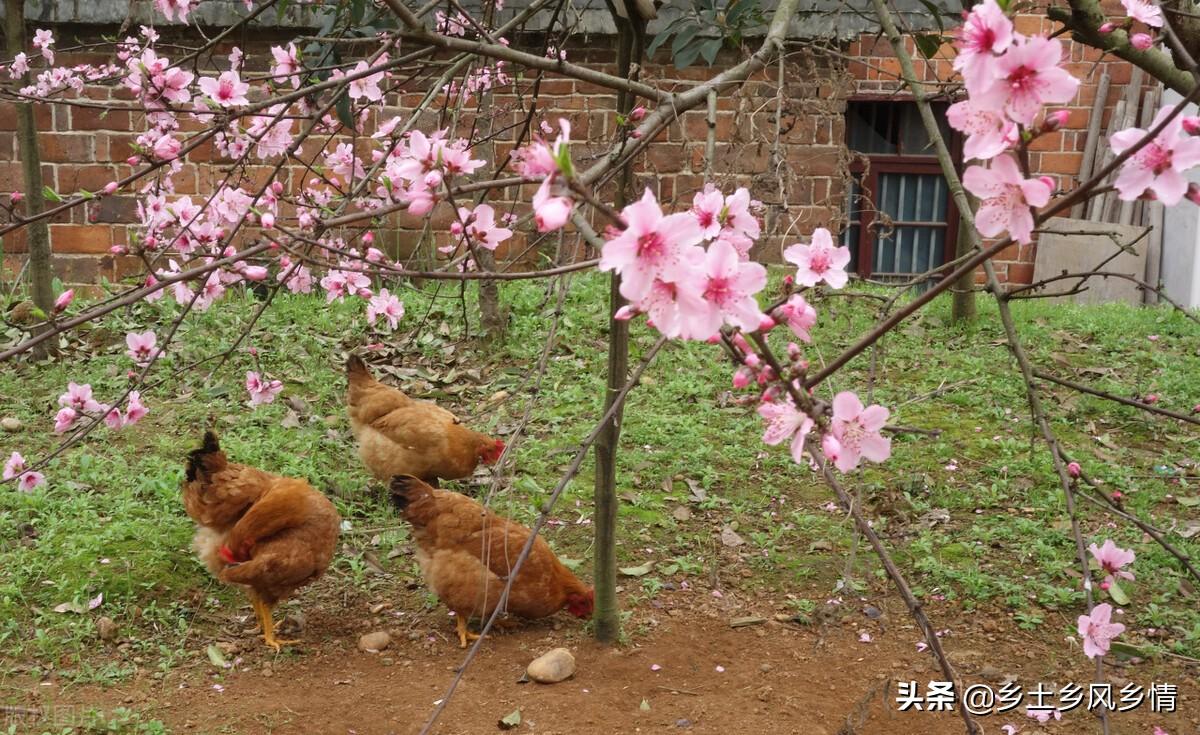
182,431,341,651
389,475,593,647
346,355,505,485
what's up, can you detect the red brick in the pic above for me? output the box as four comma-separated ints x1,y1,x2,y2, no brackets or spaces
50,224,112,254
1007,262,1035,285
56,165,122,194
40,134,95,163
70,106,132,132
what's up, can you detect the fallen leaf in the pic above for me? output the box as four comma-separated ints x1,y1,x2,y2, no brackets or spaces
1178,521,1200,539
280,410,302,429
207,644,231,669
808,540,834,553
1176,496,1200,508
639,699,651,711
720,527,744,547
498,709,521,730
1107,580,1131,606
686,479,707,503
53,601,85,614
672,506,692,522
620,562,654,577
88,593,103,610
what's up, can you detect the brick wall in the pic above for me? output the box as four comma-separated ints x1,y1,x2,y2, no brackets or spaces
0,14,1142,288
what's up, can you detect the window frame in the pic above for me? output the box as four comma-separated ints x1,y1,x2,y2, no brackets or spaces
844,99,963,280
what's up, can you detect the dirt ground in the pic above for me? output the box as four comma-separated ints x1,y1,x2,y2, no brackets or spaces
6,590,1198,735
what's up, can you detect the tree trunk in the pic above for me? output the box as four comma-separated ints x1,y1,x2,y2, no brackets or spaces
4,0,54,353
950,195,978,324
592,9,643,645
476,248,505,339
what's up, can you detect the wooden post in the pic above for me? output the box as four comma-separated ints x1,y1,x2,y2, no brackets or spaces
3,0,55,344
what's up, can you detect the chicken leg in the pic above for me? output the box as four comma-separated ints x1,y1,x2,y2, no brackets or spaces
250,594,298,651
455,615,480,648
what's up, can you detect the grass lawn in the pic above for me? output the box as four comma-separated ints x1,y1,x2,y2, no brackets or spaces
1,271,1198,718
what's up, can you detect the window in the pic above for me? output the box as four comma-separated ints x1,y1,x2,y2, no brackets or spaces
842,101,960,281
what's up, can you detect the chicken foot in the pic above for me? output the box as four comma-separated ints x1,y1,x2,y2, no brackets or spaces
249,594,299,652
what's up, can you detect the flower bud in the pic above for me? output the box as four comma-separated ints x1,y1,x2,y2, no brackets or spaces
10,191,23,204
1043,110,1070,131
260,212,275,229
53,289,74,313
1184,117,1200,135
787,342,803,361
363,231,375,245
1111,490,1124,501
272,180,284,195
758,316,776,332
1130,32,1153,51
629,106,647,122
732,366,753,390
1067,461,1081,478
1099,22,1116,33
1100,580,1112,591
1144,393,1159,404
743,353,761,369
103,181,119,195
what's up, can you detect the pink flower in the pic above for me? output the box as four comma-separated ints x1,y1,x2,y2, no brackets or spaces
245,371,283,407
53,407,77,434
975,36,1080,127
270,43,302,88
1110,105,1200,205
774,294,818,342
1122,0,1163,27
782,228,851,289
125,391,148,425
689,239,768,338
947,98,1018,161
10,191,24,204
532,179,574,232
366,288,405,331
1130,32,1154,50
1154,727,1170,735
1067,461,1081,478
347,58,387,102
758,397,814,465
458,203,514,250
53,289,74,313
240,265,268,282
152,135,182,161
598,188,705,303
513,118,571,178
32,29,54,64
104,406,125,430
629,106,647,122
1025,707,1062,723
691,187,725,239
1077,603,1125,658
126,330,158,364
826,391,891,472
1088,539,1135,586
963,154,1052,245
58,382,103,413
1144,393,1160,403
3,452,44,492
155,0,198,21
199,71,250,107
953,0,1013,95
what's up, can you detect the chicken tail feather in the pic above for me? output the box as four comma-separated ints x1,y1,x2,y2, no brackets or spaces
186,430,226,483
346,354,370,378
388,474,433,512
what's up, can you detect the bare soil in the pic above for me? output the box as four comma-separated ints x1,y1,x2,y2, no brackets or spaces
8,588,1198,735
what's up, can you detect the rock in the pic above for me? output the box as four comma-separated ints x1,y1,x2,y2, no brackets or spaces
1,417,21,432
358,631,391,653
526,647,576,684
675,719,693,728
760,663,773,673
96,616,118,642
979,664,1004,682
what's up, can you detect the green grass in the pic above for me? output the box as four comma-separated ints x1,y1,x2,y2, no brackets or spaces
1,271,1198,689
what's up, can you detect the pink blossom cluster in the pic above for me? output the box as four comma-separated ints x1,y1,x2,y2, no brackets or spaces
53,381,149,438
512,119,576,232
948,0,1078,245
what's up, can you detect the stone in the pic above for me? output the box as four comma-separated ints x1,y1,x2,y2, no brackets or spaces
96,616,118,641
526,647,576,684
358,631,391,653
1,417,21,432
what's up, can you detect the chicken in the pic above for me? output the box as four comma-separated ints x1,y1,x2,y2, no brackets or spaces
182,431,341,651
389,475,593,647
346,354,505,486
